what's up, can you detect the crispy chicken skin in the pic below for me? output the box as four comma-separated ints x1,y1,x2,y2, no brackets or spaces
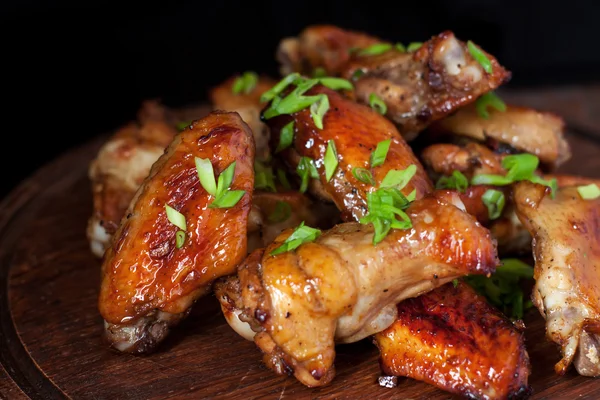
221,194,498,387
265,85,432,221
87,102,178,257
429,104,570,169
210,74,276,160
421,142,505,179
514,181,600,376
374,281,531,400
276,24,381,76
99,111,255,353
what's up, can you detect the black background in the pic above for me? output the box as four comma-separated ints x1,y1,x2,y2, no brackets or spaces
3,1,600,200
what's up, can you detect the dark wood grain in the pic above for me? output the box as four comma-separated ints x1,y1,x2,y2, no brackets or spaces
1,126,599,400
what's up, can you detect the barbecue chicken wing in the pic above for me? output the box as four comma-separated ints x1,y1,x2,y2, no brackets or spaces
265,84,432,221
514,181,600,376
277,25,510,139
99,111,255,353
429,104,570,169
375,281,531,399
216,194,498,387
210,74,275,160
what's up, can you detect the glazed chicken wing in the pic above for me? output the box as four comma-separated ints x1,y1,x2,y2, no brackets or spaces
99,111,255,353
265,84,432,221
374,281,531,399
216,193,498,387
514,181,600,376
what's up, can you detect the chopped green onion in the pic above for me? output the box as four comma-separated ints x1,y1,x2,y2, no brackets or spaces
232,71,259,95
482,189,505,220
319,77,354,91
310,94,329,129
577,183,600,200
297,156,318,193
312,67,327,78
471,174,513,186
475,92,506,119
254,161,276,192
351,69,365,81
176,121,191,131
370,139,392,168
395,42,406,52
464,258,534,320
209,190,246,208
467,40,493,74
277,168,292,190
216,162,237,198
165,204,186,231
260,73,301,103
452,279,459,288
352,167,376,185
195,157,217,197
436,170,469,192
276,121,295,153
360,187,414,245
358,43,393,56
175,230,186,248
324,140,339,182
270,221,322,255
530,175,558,199
380,165,417,189
369,93,387,115
407,42,423,52
268,201,292,223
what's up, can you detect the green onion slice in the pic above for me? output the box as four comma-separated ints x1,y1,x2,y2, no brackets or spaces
312,67,327,78
277,168,292,190
175,230,186,248
370,139,392,168
297,156,318,193
165,204,186,231
232,71,259,95
380,165,417,189
268,201,292,223
436,170,469,192
475,92,506,119
310,94,330,129
270,221,322,255
351,69,365,81
319,77,354,91
276,121,295,153
352,167,376,185
254,161,276,192
369,93,387,115
482,189,505,220
395,42,406,52
360,186,414,245
324,140,339,182
176,121,191,131
260,73,301,103
467,40,493,74
407,42,423,52
216,161,236,198
209,190,246,209
195,157,217,197
358,43,392,56
577,183,600,200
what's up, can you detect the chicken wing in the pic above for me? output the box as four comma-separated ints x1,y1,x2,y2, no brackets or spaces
217,193,498,387
209,74,276,160
429,104,570,169
514,181,600,376
374,281,531,399
265,84,432,221
99,111,255,353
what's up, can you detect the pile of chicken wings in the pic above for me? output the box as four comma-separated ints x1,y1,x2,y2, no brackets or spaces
87,25,600,399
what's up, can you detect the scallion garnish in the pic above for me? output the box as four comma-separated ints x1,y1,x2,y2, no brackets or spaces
369,93,387,115
407,42,423,52
313,67,327,78
232,71,259,95
268,201,292,223
175,230,186,248
358,43,393,56
436,170,469,193
277,168,292,190
370,139,392,167
310,94,329,129
352,167,376,185
577,183,600,200
254,161,277,192
475,92,506,119
260,73,301,103
276,121,295,153
216,162,236,198
165,204,187,231
209,190,246,208
176,121,192,131
195,158,246,208
395,42,406,52
195,157,217,197
319,77,354,91
351,69,365,81
464,258,534,320
270,221,322,255
360,187,413,245
297,156,319,193
324,140,339,182
380,165,417,189
482,189,505,220
467,40,492,74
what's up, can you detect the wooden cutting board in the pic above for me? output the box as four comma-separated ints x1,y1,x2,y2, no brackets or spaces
1,119,600,400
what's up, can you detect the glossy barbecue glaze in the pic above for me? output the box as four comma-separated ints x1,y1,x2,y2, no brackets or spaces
514,181,600,376
375,281,531,400
234,194,498,387
265,85,432,221
98,111,255,353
